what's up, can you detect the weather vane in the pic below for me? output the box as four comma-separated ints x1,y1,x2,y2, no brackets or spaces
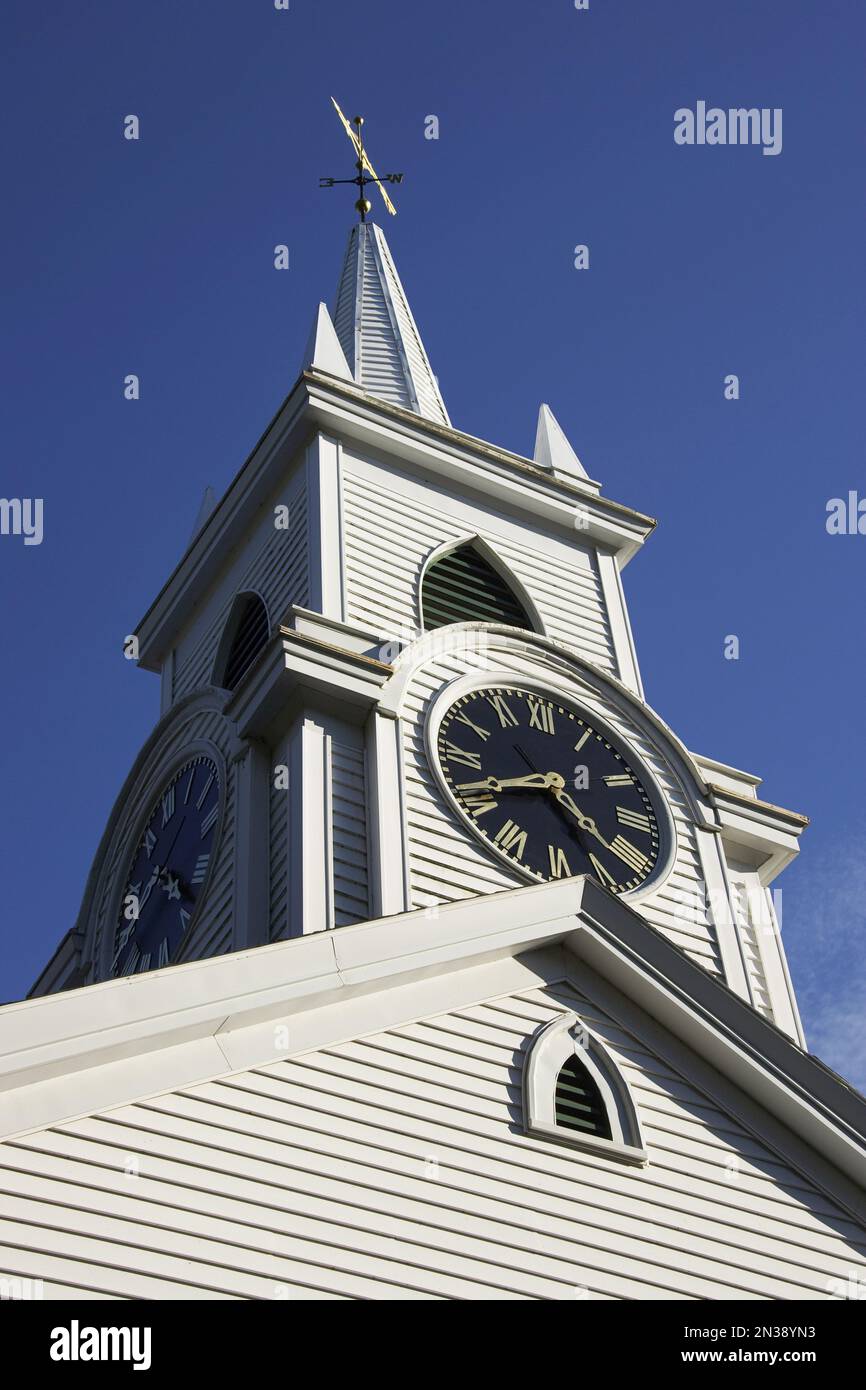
320,97,403,221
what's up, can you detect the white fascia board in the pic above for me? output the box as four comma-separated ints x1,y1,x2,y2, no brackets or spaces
2,875,866,1213
708,785,808,884
134,384,314,671
304,376,653,563
571,880,866,1207
691,751,763,796
0,881,583,1139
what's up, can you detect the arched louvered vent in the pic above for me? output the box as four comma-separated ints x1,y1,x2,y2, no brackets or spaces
421,544,534,632
523,1013,645,1162
219,593,269,691
554,1056,613,1139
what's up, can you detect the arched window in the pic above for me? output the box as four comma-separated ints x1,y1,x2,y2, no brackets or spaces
421,541,536,633
214,592,270,691
522,1012,646,1164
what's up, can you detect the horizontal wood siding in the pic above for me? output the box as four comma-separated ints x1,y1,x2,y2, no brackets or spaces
172,475,308,703
331,741,370,928
399,638,723,974
0,980,862,1300
341,466,616,672
269,737,290,942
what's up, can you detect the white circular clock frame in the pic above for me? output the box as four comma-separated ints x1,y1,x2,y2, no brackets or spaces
424,670,678,904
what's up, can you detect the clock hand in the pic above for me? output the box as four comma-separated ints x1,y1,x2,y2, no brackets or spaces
456,772,564,792
551,787,612,849
137,867,162,912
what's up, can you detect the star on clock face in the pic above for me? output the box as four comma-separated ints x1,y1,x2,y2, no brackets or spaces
435,686,663,893
110,755,220,977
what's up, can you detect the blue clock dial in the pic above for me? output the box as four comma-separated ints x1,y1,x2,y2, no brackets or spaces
111,756,220,976
437,686,662,893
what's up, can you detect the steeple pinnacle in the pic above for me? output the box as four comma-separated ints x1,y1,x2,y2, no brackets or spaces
533,404,588,480
332,222,450,426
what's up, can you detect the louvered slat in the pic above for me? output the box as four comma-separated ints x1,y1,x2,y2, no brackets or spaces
422,545,533,632
554,1057,612,1139
222,595,269,691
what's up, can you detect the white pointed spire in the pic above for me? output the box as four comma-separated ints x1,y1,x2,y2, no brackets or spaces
533,404,588,480
302,301,353,382
332,223,450,426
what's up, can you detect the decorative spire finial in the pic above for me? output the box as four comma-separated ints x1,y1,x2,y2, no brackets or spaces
320,97,404,222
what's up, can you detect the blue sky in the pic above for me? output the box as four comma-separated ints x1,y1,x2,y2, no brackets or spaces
1,1,863,1086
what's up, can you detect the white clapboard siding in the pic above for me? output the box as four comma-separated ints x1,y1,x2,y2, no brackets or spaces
398,638,722,973
172,476,308,703
0,981,863,1300
331,741,370,927
341,467,616,672
90,708,237,979
269,738,290,942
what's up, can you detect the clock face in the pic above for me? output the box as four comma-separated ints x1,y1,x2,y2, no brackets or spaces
110,755,221,977
434,685,664,893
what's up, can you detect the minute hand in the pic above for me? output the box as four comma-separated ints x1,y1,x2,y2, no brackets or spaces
551,788,611,849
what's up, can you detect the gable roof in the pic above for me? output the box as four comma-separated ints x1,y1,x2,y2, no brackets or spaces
1,875,864,1222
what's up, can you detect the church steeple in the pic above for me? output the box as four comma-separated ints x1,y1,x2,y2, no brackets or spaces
331,222,450,426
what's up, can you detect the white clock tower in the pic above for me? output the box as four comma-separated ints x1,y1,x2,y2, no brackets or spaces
5,213,866,1302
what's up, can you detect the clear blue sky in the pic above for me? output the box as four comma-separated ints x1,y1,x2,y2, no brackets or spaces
1,1,863,1085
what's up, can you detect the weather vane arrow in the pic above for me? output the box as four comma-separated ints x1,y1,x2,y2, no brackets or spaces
320,97,403,221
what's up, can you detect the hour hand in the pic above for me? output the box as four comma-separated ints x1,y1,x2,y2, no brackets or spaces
456,772,556,792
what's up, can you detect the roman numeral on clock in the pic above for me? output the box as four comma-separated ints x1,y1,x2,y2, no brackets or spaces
527,697,555,734
112,920,135,969
574,727,593,753
120,945,141,976
588,853,618,889
157,938,170,968
200,802,219,836
463,792,497,817
444,742,482,770
191,853,210,885
195,771,215,811
453,710,490,741
548,845,571,878
616,806,652,833
144,827,157,858
494,819,528,859
179,908,191,933
485,694,518,728
609,835,651,875
604,774,633,787
161,786,175,826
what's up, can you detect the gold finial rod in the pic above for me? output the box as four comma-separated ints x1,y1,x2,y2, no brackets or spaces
320,97,403,221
